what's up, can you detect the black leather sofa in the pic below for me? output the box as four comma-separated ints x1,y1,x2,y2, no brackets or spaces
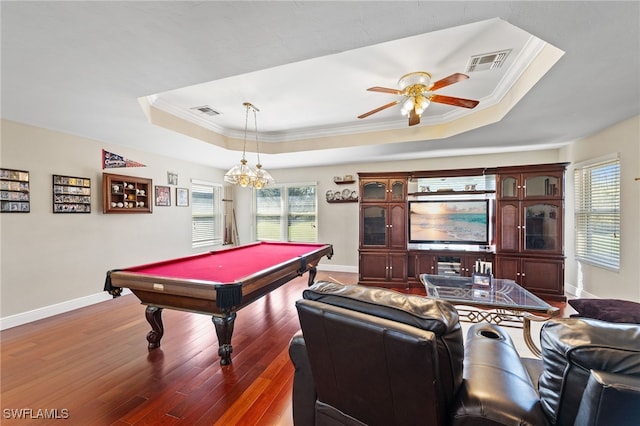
289,281,640,425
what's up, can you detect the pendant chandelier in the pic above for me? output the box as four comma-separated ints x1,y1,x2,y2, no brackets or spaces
224,102,274,189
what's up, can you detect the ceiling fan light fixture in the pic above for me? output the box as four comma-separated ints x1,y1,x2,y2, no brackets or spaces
400,97,415,115
414,95,430,115
398,71,432,90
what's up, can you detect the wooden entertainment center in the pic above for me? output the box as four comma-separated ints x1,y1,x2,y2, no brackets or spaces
358,162,568,301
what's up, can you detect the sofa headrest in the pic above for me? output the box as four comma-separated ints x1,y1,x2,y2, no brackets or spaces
302,281,460,336
538,317,640,425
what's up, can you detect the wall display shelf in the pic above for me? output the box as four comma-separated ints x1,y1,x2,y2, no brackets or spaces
53,175,91,213
0,168,30,213
103,173,152,214
333,175,355,184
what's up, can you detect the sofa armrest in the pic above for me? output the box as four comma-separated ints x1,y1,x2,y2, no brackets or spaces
451,324,549,426
288,333,316,426
574,370,640,426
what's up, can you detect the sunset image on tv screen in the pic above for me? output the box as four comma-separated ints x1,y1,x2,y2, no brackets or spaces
409,201,487,243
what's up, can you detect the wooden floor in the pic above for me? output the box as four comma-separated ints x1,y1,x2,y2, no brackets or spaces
1,272,569,425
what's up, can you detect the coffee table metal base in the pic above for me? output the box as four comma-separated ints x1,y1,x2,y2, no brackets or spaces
454,306,553,357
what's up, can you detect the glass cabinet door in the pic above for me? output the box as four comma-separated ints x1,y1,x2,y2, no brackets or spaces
500,175,519,198
362,205,387,246
524,174,561,197
523,202,562,253
390,180,405,201
361,181,387,202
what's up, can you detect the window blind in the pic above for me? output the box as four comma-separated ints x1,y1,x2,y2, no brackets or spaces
574,158,620,270
192,181,222,247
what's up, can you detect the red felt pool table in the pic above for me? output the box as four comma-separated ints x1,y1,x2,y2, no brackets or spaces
105,241,333,365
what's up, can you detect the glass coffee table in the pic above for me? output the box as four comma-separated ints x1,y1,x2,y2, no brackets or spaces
420,274,560,357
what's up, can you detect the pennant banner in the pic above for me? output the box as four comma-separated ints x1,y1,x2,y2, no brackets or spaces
102,149,146,169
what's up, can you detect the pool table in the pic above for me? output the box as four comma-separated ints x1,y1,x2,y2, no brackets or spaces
104,241,333,365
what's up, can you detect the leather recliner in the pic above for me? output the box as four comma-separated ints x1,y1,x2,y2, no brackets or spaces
289,281,640,425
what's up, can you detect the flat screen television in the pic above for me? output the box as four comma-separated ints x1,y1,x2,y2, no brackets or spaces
408,199,491,249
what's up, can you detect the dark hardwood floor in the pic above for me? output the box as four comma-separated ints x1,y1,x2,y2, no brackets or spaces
1,272,570,425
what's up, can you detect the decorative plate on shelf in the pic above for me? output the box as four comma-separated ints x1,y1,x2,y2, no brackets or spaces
325,190,334,201
342,188,351,198
350,190,358,200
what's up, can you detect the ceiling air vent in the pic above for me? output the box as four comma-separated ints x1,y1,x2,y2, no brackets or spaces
466,49,511,72
190,105,221,116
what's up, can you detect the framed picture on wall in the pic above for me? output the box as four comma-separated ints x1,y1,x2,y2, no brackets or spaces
176,188,189,207
155,185,171,206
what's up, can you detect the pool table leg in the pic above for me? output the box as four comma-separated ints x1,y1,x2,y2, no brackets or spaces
307,266,318,286
145,306,164,350
212,312,236,366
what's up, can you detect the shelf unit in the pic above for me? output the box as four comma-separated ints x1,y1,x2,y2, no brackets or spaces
0,168,30,213
53,174,91,213
103,173,152,214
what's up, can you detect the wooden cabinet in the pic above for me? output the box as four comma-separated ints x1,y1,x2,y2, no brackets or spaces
360,177,407,202
358,173,409,287
103,173,152,214
496,255,564,299
497,199,563,254
408,251,494,284
359,251,407,285
495,163,568,300
360,203,406,249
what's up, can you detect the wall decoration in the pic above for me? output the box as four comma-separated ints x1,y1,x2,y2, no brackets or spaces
0,168,30,213
103,173,152,214
53,175,91,213
102,149,146,169
155,185,171,206
167,171,178,185
176,188,189,206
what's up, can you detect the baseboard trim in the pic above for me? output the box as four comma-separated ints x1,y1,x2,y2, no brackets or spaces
0,289,131,331
1,265,356,330
564,282,598,299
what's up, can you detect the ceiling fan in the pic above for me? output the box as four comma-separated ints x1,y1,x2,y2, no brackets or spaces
357,71,480,126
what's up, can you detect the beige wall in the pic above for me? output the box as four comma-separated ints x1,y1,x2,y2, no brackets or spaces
0,120,224,324
560,115,640,301
2,116,638,328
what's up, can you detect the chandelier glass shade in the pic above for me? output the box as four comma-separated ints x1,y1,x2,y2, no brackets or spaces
224,102,274,189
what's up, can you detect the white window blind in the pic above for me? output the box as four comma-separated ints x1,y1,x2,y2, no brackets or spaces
191,180,223,248
574,158,620,270
255,183,317,242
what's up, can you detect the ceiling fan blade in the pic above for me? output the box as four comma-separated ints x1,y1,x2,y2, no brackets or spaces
429,94,479,109
367,86,403,95
408,109,420,126
357,100,401,119
429,73,469,91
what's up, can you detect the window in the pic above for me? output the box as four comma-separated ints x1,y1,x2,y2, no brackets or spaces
574,156,620,270
191,180,223,248
255,183,317,242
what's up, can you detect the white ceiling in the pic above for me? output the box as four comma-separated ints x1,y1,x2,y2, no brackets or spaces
2,1,639,171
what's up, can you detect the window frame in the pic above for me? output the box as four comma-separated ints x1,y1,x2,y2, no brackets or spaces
254,182,318,243
573,154,621,271
191,179,223,248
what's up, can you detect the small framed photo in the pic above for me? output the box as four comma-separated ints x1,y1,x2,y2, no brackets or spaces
167,171,178,185
155,185,171,206
176,188,189,207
